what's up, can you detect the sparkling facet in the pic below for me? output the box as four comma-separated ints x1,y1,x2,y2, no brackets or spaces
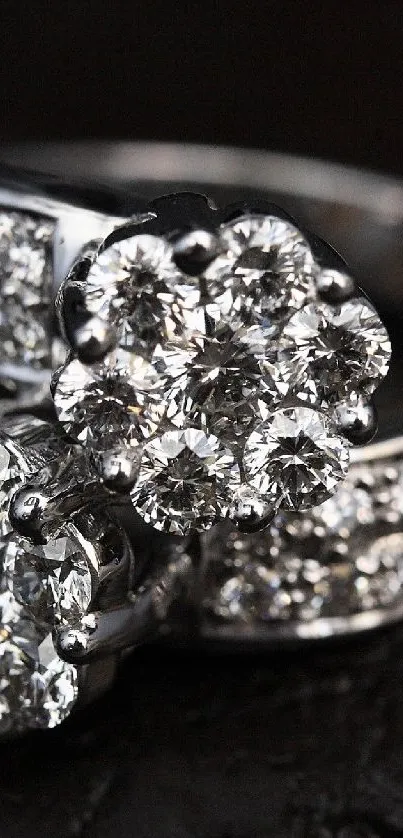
0,626,77,735
0,211,54,369
131,427,240,534
84,234,198,355
278,298,391,403
205,214,315,337
53,350,165,449
243,406,350,510
3,533,93,626
151,331,287,437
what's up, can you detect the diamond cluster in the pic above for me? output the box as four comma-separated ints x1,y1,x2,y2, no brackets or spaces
203,459,403,623
0,442,94,734
53,210,391,534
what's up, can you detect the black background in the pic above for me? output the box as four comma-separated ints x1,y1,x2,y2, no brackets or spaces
2,3,403,837
1,1,403,177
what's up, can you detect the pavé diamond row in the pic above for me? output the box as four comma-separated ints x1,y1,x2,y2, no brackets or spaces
202,456,403,628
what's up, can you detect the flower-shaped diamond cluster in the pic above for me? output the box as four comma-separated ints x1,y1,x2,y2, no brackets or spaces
53,200,391,535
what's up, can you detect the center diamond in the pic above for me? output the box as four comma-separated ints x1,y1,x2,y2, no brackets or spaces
152,327,287,437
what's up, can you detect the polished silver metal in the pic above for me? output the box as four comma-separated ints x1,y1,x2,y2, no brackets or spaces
334,397,378,445
57,544,193,664
73,317,119,366
315,268,356,304
172,228,222,275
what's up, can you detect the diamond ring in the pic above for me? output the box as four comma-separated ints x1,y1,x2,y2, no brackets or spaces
0,143,400,734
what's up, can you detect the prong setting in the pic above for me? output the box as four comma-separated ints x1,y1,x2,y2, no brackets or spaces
94,447,141,493
315,267,356,303
228,486,276,533
334,397,378,445
73,315,118,364
8,484,51,544
172,228,222,275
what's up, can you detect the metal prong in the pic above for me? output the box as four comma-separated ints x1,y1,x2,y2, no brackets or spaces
56,241,118,363
228,486,276,533
56,246,96,343
94,447,141,493
73,315,118,364
334,397,378,445
315,268,356,304
57,548,193,663
56,599,155,663
8,485,51,544
9,455,106,543
172,229,222,275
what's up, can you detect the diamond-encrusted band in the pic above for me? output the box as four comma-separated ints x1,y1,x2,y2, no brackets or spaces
196,438,403,643
0,144,402,735
0,170,129,407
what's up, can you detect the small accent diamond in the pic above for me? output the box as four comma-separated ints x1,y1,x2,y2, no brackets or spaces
203,458,403,625
131,427,240,534
278,298,391,404
243,406,350,510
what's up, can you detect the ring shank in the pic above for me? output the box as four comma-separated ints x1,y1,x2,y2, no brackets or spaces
1,141,403,309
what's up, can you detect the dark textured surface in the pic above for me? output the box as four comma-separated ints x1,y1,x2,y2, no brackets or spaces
2,628,403,838
1,2,403,177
